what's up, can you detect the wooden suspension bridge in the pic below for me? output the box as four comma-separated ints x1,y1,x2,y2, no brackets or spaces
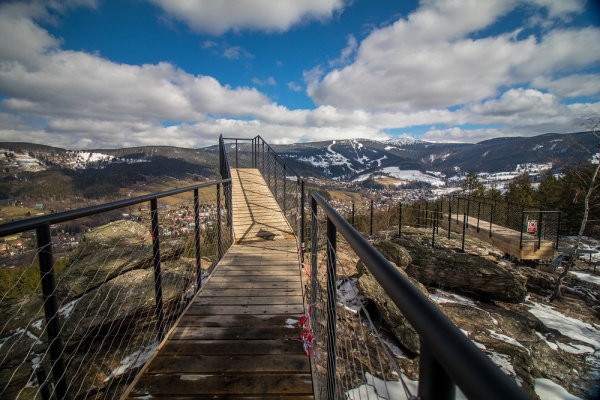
124,168,313,398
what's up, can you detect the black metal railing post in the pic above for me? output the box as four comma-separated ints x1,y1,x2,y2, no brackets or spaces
351,203,355,226
419,338,455,400
431,209,436,248
310,197,318,332
217,183,223,260
490,203,494,238
235,139,238,168
448,197,452,239
326,215,337,399
300,179,305,249
35,366,52,400
398,202,402,237
556,212,561,249
538,211,543,250
150,198,166,341
519,206,525,250
36,224,68,400
283,165,287,217
477,202,481,233
462,213,467,253
194,188,202,291
370,200,374,236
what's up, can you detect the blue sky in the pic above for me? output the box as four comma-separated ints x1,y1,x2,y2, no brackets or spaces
0,0,599,149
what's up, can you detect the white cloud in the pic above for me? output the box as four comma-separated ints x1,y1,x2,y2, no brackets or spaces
329,34,357,67
147,0,346,35
222,46,253,59
252,77,276,86
287,81,302,92
308,0,600,113
531,74,600,98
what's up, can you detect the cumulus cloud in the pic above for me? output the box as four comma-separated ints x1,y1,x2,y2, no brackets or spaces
147,0,346,35
308,0,600,113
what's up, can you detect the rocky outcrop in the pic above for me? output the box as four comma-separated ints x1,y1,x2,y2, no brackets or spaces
391,237,527,303
57,220,185,301
356,253,427,354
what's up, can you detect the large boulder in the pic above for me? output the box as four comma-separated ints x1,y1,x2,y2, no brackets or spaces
356,259,427,354
57,220,185,301
391,238,527,303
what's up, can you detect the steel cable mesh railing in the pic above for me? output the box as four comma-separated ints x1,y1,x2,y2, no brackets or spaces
306,206,411,400
0,182,232,399
223,137,304,247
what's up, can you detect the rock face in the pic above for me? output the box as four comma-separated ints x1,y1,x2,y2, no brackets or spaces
352,232,599,399
357,258,427,354
392,237,527,303
0,220,201,399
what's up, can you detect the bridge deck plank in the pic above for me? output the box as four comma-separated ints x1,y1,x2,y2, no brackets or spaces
125,168,312,399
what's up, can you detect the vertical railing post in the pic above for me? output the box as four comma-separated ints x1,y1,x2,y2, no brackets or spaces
477,202,481,233
370,199,374,236
519,206,525,250
283,165,287,217
431,209,436,248
351,203,355,226
462,212,467,253
36,224,68,400
35,366,52,400
310,197,318,331
425,201,429,228
398,202,402,237
538,211,543,250
150,198,166,341
466,198,471,227
235,139,238,168
556,212,561,249
456,197,460,224
418,338,455,400
490,203,494,238
194,188,202,292
300,180,305,253
448,197,452,239
217,183,223,260
326,215,337,399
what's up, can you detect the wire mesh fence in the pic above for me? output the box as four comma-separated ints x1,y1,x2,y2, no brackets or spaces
306,203,408,400
342,195,561,253
223,137,305,247
0,181,232,399
306,193,528,400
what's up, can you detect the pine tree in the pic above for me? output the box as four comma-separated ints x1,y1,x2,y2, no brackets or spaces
505,172,537,206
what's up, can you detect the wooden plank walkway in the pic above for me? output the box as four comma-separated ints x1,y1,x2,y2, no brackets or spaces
124,168,313,399
444,214,555,260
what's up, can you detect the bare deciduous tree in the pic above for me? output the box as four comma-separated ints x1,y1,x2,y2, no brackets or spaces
551,114,600,301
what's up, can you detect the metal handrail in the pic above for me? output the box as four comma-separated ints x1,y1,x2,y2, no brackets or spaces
311,191,528,400
0,178,231,238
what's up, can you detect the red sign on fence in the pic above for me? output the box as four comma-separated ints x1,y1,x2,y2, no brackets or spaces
527,220,537,233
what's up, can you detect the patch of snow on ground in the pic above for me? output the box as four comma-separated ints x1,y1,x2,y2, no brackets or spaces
380,167,445,187
430,290,498,325
556,342,595,354
346,372,468,400
338,278,364,313
384,146,396,150
535,378,582,400
489,330,530,354
460,329,486,350
59,298,80,319
488,351,517,378
528,301,600,349
536,331,559,350
570,271,600,286
104,342,158,382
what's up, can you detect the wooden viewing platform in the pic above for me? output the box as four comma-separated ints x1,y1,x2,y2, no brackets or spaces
445,214,555,260
124,168,313,398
